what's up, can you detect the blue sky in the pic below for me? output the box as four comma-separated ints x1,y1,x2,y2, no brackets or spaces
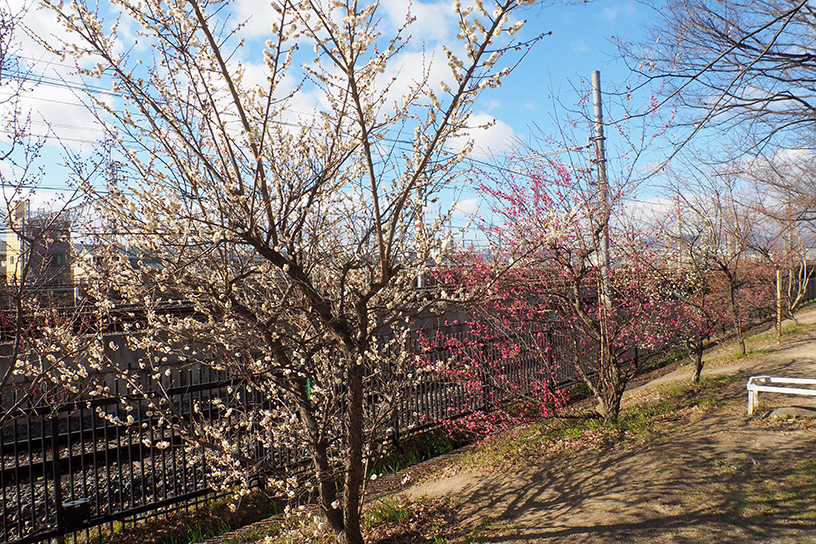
473,0,648,143
2,0,661,223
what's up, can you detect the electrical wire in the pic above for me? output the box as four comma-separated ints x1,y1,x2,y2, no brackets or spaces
0,61,566,195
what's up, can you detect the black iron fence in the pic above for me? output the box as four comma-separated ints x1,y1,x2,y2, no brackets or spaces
1,325,579,544
0,367,243,544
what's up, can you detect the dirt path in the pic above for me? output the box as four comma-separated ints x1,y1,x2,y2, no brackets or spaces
623,308,816,408
398,309,816,543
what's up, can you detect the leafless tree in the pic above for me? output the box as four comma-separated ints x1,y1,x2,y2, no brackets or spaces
662,158,774,356
627,0,816,151
738,152,816,338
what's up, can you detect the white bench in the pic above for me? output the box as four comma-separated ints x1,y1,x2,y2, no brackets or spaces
746,375,816,416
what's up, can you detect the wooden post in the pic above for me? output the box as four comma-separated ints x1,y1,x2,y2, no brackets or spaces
777,267,783,344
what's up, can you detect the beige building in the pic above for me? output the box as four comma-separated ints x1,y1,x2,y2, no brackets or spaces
4,200,26,284
3,201,74,291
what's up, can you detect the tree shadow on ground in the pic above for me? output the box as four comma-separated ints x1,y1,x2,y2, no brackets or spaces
425,406,816,544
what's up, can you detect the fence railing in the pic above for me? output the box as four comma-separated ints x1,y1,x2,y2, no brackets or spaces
0,366,248,544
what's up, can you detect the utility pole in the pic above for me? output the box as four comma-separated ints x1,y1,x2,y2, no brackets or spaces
592,70,610,307
592,70,614,416
416,183,425,288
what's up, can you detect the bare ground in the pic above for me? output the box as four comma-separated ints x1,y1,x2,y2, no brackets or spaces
389,310,816,543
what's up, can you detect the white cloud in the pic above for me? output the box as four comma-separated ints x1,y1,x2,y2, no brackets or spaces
380,48,450,108
449,113,519,158
773,147,814,164
452,197,479,217
0,1,114,150
619,196,673,229
602,7,619,21
233,0,456,50
482,99,502,112
15,0,74,52
737,147,816,181
600,2,637,22
0,184,84,219
233,0,281,38
15,82,106,146
382,0,455,46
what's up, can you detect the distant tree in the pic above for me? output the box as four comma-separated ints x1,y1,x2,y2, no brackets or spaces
47,1,542,542
739,152,816,338
653,192,735,382
463,147,681,423
679,269,728,383
661,160,778,358
629,0,816,150
624,0,816,336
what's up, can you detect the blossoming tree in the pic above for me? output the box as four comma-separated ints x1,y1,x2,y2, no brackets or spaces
418,257,569,439
425,150,683,425
481,172,683,421
452,93,681,422
47,0,540,541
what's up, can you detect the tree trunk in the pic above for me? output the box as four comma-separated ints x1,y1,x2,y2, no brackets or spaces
737,333,746,355
601,391,624,424
341,362,365,544
728,283,746,355
691,341,704,383
599,371,625,424
293,381,346,537
601,350,624,424
315,442,344,535
597,296,623,424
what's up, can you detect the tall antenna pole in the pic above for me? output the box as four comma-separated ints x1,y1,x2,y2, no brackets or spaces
416,184,425,288
592,70,614,417
107,145,121,239
592,70,610,307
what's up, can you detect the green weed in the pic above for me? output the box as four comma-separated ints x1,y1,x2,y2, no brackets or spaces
457,374,746,470
643,349,688,373
218,523,282,544
83,490,282,544
731,349,765,360
363,498,411,529
166,522,229,544
369,429,463,478
782,322,806,336
747,321,810,346
565,381,592,402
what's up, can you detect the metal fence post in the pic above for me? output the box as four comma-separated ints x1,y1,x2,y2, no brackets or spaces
391,403,400,448
51,414,65,544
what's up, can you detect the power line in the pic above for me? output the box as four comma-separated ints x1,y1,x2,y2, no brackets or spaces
0,91,91,108
0,70,533,188
0,128,104,144
2,67,120,98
